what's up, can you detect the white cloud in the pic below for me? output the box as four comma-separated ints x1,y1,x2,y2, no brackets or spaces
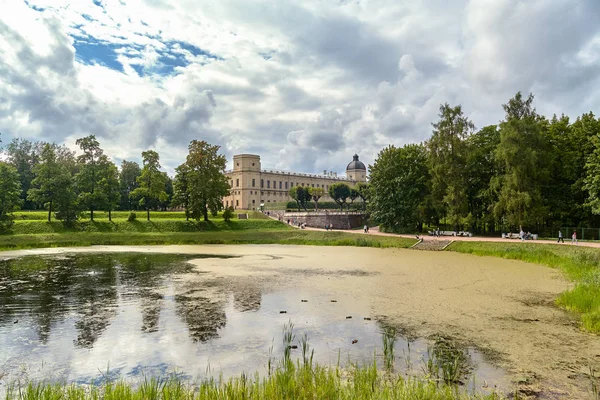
0,0,599,174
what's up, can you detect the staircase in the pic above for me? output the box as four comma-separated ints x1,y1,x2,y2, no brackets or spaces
411,239,453,251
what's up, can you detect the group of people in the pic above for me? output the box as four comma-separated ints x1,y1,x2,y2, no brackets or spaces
363,225,370,233
518,229,534,241
557,230,577,244
325,223,334,231
286,218,307,229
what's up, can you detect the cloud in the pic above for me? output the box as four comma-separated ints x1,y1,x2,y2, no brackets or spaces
0,0,599,175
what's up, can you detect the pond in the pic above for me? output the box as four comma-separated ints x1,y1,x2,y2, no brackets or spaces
0,252,507,393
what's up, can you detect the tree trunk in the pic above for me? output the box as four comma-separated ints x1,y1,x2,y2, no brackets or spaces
91,209,94,222
185,209,189,221
48,202,52,222
147,208,150,221
203,207,209,221
109,210,112,222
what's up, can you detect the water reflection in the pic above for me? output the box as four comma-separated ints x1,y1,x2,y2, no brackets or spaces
0,252,507,393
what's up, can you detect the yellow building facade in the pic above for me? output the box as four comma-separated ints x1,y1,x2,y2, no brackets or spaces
223,154,367,210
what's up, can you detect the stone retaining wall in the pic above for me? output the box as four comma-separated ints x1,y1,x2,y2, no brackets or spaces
281,211,366,230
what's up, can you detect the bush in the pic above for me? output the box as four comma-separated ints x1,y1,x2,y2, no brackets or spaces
223,206,234,222
128,212,137,222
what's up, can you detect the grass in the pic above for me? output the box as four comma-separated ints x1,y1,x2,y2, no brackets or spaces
3,326,503,400
0,230,417,252
447,241,600,333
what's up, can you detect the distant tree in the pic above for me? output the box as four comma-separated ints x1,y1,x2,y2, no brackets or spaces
161,173,173,211
355,182,370,211
426,103,474,230
119,160,141,210
172,163,192,220
310,187,325,211
99,161,120,222
349,188,360,209
28,144,73,222
369,144,429,232
0,162,22,231
130,150,168,221
329,183,351,211
289,187,301,211
223,206,235,222
184,140,230,221
493,92,548,229
75,135,110,221
5,138,38,210
583,116,600,215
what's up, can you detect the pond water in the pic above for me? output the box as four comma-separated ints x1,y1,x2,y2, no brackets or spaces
0,252,506,393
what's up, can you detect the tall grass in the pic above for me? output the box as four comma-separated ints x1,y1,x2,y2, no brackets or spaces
382,327,397,372
448,241,600,333
3,327,504,400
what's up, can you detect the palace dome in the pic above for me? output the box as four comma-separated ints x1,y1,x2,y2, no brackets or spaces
346,154,366,171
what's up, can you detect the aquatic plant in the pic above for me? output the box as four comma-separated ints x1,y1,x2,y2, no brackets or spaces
423,338,471,385
382,326,397,371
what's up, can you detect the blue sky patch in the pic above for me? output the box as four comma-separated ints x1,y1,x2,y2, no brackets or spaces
73,39,126,72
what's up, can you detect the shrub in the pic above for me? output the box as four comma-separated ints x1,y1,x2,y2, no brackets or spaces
223,206,235,222
128,212,137,222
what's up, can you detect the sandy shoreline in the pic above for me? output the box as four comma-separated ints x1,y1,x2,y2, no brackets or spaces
2,244,599,398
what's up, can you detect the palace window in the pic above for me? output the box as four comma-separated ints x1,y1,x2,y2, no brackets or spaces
291,182,294,187
261,179,264,188
279,181,282,189
236,179,239,187
236,200,239,206
252,178,255,187
285,182,288,189
252,199,255,204
267,180,271,188
311,184,314,187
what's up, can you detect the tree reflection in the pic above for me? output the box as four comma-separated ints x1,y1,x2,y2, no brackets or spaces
175,290,226,342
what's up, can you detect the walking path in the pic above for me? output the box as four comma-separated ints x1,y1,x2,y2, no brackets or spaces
267,213,600,249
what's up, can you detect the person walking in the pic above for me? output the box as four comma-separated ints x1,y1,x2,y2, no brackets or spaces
363,224,368,233
572,231,578,244
557,230,564,243
519,228,525,241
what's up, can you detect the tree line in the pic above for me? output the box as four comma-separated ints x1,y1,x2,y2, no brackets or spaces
288,183,369,211
369,92,600,235
0,134,230,230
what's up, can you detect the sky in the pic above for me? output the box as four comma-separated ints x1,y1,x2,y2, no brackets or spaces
1,0,599,175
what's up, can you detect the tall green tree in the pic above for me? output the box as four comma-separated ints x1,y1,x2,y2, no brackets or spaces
99,161,121,222
75,135,110,221
583,114,600,216
130,150,168,221
355,182,370,211
119,160,141,211
426,103,474,230
369,144,429,232
309,187,325,211
328,183,351,211
493,92,548,229
28,144,73,222
6,138,38,210
465,125,501,233
184,140,230,221
0,162,22,231
172,163,192,220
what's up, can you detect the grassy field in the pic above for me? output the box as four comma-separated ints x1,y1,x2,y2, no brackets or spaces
448,241,600,333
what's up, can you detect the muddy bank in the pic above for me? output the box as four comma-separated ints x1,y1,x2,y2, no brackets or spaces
2,244,599,398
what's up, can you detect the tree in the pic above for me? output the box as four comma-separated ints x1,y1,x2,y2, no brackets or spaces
223,206,235,222
130,150,168,221
0,162,22,231
99,161,120,221
310,187,325,211
5,138,38,210
493,92,548,229
75,135,109,221
355,182,370,211
426,103,474,230
583,114,600,215
172,163,192,220
328,183,351,211
349,188,360,209
289,187,302,211
28,144,73,222
183,140,230,221
161,173,173,211
119,160,141,210
369,144,429,232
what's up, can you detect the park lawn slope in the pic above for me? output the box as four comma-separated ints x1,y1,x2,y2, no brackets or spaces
0,230,417,251
447,241,600,333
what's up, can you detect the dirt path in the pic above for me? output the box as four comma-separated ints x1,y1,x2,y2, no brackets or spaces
2,244,598,398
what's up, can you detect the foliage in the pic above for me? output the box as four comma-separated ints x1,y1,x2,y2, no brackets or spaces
128,212,137,222
172,163,192,220
130,150,168,221
223,206,235,221
27,144,74,223
328,183,351,211
0,162,22,231
181,140,230,221
288,186,311,211
493,92,548,229
5,138,38,210
355,182,370,211
369,144,429,232
119,160,141,211
426,103,474,230
309,187,324,210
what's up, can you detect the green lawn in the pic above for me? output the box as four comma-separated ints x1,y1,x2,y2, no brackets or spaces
448,241,600,333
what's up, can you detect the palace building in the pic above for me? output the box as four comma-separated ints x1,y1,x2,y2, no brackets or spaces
223,154,368,210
